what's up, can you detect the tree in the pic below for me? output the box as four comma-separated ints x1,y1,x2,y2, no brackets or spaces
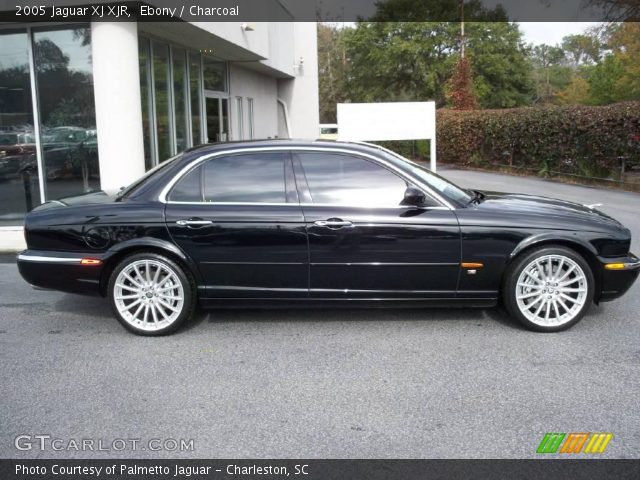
446,57,478,109
561,34,601,67
608,22,640,100
586,54,625,104
464,22,535,107
555,77,591,104
585,0,640,20
317,24,348,123
529,44,571,104
340,21,534,108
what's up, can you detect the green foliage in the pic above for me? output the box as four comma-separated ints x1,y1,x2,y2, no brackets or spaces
585,55,625,105
529,44,573,104
338,21,534,108
529,23,640,106
561,34,601,67
436,102,640,180
607,22,640,101
318,24,347,123
556,77,591,105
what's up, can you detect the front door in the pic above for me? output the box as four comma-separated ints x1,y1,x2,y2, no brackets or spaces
164,150,308,298
293,150,461,299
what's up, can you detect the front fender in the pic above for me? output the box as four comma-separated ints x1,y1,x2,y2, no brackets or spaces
509,232,599,260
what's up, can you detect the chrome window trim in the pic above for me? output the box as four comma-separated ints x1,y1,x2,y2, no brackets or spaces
17,254,82,264
165,200,449,210
159,146,455,209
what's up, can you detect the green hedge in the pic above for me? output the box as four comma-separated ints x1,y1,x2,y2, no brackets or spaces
436,102,640,180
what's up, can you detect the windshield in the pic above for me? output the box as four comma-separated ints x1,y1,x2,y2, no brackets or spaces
377,147,473,206
116,154,181,200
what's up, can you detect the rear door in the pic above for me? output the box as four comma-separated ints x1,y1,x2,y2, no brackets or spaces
293,150,461,299
164,150,308,298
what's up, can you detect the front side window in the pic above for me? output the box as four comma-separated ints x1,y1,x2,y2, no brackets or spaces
168,152,288,203
297,152,413,207
378,148,472,206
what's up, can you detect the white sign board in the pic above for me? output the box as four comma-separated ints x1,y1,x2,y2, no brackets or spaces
337,101,437,171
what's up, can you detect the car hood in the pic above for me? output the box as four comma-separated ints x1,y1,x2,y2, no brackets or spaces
471,190,624,231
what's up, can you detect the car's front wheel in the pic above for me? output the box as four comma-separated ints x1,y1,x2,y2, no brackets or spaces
503,246,594,332
108,252,196,335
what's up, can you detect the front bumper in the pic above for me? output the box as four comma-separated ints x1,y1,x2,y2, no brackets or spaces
17,250,105,296
598,253,640,302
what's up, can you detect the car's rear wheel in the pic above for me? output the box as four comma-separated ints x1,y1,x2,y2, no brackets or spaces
108,252,195,335
503,246,594,332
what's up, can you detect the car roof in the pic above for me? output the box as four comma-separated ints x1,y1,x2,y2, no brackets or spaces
183,138,384,156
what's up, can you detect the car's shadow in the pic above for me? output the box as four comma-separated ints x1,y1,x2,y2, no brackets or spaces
51,294,522,332
54,295,113,320
182,304,522,332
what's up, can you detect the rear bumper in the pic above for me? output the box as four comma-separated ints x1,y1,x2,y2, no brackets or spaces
598,253,640,302
16,250,105,296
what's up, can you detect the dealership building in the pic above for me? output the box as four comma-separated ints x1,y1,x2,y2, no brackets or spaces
0,13,319,249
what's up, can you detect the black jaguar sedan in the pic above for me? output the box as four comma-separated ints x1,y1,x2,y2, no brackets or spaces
17,140,640,335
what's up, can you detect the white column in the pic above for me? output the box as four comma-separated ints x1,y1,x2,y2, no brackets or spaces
277,23,320,139
91,22,145,194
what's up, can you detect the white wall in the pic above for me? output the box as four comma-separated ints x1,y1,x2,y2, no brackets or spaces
229,65,279,140
192,22,270,59
277,23,319,139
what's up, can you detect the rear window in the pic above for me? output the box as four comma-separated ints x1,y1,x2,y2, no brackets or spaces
168,152,288,203
116,154,181,200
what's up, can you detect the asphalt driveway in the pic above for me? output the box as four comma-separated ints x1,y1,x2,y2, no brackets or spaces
1,168,639,459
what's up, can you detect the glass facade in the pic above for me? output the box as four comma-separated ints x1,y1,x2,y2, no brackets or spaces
189,53,202,146
152,42,172,163
235,96,244,140
247,98,254,139
203,57,227,92
172,48,188,153
1,28,232,224
0,26,99,226
139,38,154,171
33,27,99,201
139,37,229,166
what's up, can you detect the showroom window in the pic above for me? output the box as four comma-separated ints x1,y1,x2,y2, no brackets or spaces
0,25,99,226
139,36,229,167
247,98,254,139
189,53,203,146
235,96,244,140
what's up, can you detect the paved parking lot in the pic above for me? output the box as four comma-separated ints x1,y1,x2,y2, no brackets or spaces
1,168,639,459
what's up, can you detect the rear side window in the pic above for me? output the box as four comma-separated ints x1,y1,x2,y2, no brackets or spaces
168,152,288,203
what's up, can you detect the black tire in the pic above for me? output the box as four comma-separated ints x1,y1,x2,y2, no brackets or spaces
107,252,196,336
502,245,595,332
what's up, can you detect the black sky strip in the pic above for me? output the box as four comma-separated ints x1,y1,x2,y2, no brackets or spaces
1,0,639,22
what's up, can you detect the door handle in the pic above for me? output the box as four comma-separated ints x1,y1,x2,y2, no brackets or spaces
176,218,214,227
314,219,354,228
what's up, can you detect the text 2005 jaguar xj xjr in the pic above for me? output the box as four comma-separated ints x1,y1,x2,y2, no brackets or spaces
17,140,640,335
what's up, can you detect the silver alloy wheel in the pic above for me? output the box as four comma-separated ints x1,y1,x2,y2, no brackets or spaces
113,259,184,331
515,254,588,327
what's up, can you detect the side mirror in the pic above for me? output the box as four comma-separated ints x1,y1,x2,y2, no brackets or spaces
402,186,426,206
